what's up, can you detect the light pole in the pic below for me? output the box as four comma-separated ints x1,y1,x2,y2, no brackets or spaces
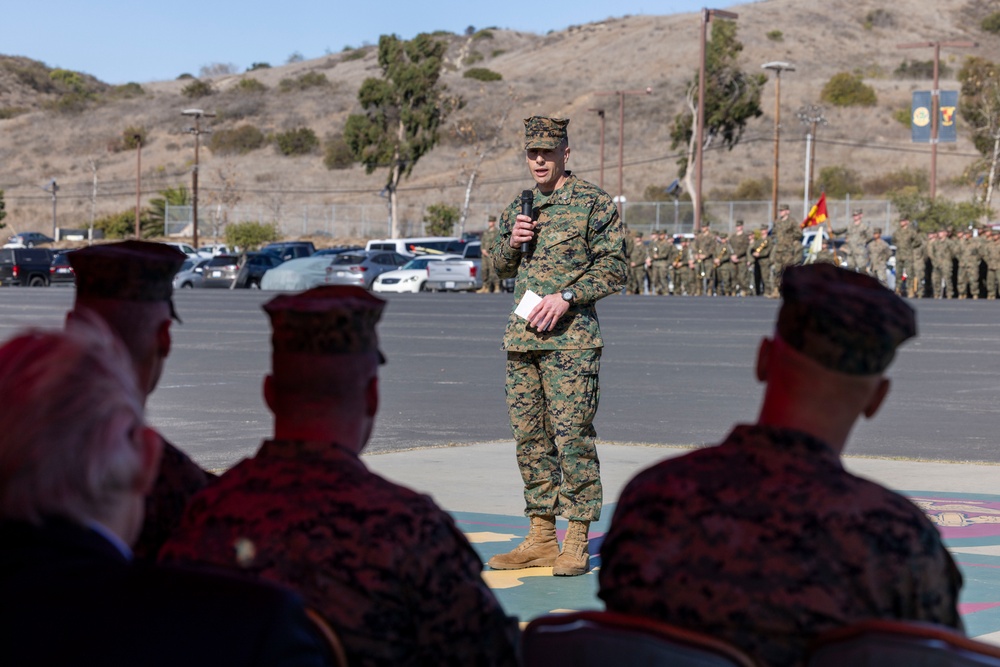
897,40,976,199
588,107,606,189
44,179,58,239
797,105,827,217
134,133,143,239
762,61,795,223
695,8,739,231
595,87,653,202
181,109,215,249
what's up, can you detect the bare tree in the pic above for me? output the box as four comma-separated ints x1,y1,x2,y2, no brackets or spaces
203,163,243,244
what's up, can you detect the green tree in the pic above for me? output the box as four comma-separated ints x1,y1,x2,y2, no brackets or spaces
890,191,987,232
958,57,1000,215
147,186,190,236
423,203,458,236
669,19,765,222
817,165,863,198
274,127,319,156
225,220,280,250
94,209,159,239
344,33,450,237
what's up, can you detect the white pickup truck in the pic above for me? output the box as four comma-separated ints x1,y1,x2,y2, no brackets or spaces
424,242,482,292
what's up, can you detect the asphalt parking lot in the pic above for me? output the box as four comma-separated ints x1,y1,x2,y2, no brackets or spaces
1,287,998,470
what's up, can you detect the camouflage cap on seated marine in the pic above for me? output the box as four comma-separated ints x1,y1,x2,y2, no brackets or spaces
524,116,569,150
776,263,916,375
263,285,386,364
69,240,186,321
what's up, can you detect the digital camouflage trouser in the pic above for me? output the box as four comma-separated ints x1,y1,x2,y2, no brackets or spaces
505,348,602,521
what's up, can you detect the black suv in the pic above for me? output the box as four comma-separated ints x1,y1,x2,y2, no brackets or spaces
260,241,315,262
0,247,52,286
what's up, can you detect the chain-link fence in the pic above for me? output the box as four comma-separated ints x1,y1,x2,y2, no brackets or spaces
165,198,900,240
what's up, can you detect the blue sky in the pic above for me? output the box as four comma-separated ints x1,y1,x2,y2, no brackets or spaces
5,1,747,84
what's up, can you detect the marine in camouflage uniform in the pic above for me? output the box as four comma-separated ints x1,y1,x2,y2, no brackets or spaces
693,225,717,295
956,230,981,299
66,241,213,563
867,227,892,286
770,204,803,295
479,215,501,293
728,221,751,296
626,233,648,295
489,116,626,577
751,225,772,296
929,229,956,298
985,231,1000,299
893,217,918,297
160,286,519,667
676,238,697,295
831,209,872,273
714,232,734,296
599,263,963,667
648,230,672,295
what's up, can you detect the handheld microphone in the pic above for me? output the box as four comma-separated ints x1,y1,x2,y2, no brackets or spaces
520,190,533,254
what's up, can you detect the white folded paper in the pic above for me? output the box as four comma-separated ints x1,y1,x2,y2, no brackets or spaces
514,289,542,320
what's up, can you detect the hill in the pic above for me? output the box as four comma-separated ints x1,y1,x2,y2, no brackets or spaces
0,0,995,242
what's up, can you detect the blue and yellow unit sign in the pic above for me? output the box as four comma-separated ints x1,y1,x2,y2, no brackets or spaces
912,90,959,143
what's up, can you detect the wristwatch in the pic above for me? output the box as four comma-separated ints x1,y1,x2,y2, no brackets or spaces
561,289,575,303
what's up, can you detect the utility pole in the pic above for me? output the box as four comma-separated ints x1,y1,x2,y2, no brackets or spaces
44,179,58,239
762,61,795,222
594,87,653,204
797,105,827,217
181,109,215,249
897,40,976,199
695,8,739,231
588,107,606,189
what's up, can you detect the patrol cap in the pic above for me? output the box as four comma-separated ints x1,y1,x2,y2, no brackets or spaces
263,285,386,363
524,116,569,150
873,227,883,235
69,241,186,321
779,204,790,212
776,264,916,376
735,219,744,227
853,209,863,216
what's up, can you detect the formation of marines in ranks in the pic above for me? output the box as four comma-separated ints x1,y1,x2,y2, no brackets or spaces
625,206,1000,300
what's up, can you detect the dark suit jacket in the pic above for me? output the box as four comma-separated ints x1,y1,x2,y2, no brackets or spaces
0,517,331,667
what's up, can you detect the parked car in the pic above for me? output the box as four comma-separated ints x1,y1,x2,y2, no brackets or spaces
7,232,54,247
261,241,316,261
0,247,52,286
364,236,459,258
49,250,77,285
233,251,285,288
200,255,242,288
172,257,211,289
324,251,409,289
372,255,460,294
312,245,363,257
197,243,230,258
260,256,332,291
164,242,200,259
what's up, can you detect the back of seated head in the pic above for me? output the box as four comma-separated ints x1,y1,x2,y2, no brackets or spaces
776,263,916,376
0,320,147,529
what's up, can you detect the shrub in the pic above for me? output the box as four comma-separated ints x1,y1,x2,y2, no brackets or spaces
473,29,494,40
865,167,928,195
93,209,159,239
210,125,266,155
463,67,502,82
49,68,86,93
278,71,329,92
465,51,484,65
247,62,271,71
226,220,280,250
424,203,459,236
274,127,319,156
894,59,950,80
0,107,27,119
862,8,894,29
286,52,305,64
766,30,783,42
200,62,238,78
46,92,91,114
323,134,354,170
121,125,147,150
982,12,1000,34
893,107,911,127
731,177,772,201
820,72,877,107
491,49,506,58
177,73,194,80
342,48,367,62
235,77,267,93
181,79,214,98
817,165,863,198
110,82,145,98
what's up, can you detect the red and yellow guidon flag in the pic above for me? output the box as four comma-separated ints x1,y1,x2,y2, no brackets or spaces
801,192,828,229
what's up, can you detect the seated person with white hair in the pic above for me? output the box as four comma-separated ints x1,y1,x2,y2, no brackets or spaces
0,323,332,667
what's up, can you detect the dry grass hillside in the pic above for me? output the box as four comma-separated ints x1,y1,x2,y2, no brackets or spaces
0,0,996,242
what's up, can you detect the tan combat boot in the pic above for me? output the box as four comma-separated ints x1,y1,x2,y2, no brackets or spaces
553,520,590,577
487,515,559,570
